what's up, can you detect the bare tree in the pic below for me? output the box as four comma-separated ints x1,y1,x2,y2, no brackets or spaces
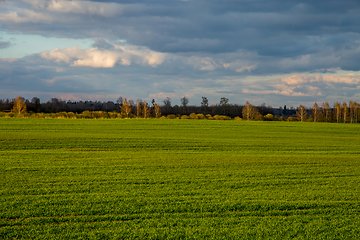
354,102,359,123
343,102,348,123
143,101,150,118
136,99,142,118
201,96,208,113
349,101,356,123
12,96,27,114
312,102,320,122
296,105,307,122
220,97,229,115
181,96,189,112
322,102,331,122
116,96,123,105
242,101,258,120
163,97,171,107
333,102,341,123
154,103,161,118
120,98,132,118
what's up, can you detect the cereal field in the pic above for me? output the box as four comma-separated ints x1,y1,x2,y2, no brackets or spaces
1,118,360,239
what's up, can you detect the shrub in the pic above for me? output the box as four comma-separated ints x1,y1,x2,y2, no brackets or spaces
189,113,198,119
81,111,92,119
287,116,298,122
254,113,264,121
5,112,16,118
205,114,212,119
36,113,46,118
234,116,242,121
167,114,176,119
213,115,221,120
196,114,205,119
264,113,274,121
181,115,189,119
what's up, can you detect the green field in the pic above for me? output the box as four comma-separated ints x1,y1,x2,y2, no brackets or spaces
1,118,360,239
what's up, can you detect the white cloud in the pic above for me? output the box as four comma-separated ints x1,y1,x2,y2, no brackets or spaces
40,45,166,68
281,74,360,85
71,49,120,68
242,73,360,102
236,64,257,73
186,56,221,71
322,75,360,84
115,45,166,66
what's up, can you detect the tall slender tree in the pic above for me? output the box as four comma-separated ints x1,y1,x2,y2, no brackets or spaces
354,102,359,123
343,102,348,123
220,97,229,115
120,98,132,118
201,96,208,113
349,101,357,123
312,102,320,122
322,102,331,122
334,102,342,123
136,99,141,118
296,105,307,122
181,96,189,114
143,101,150,118
154,103,161,118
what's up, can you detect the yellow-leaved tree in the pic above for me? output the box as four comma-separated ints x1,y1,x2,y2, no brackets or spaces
120,98,132,118
143,101,150,118
12,96,27,115
242,101,258,120
154,103,161,118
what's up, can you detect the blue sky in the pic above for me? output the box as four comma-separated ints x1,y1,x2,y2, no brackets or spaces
0,32,93,58
1,0,360,107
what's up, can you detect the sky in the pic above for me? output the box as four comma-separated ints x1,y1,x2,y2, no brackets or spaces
1,0,360,107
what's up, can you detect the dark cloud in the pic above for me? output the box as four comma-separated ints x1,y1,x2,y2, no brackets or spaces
1,0,354,74
92,39,115,50
1,0,360,105
0,40,11,49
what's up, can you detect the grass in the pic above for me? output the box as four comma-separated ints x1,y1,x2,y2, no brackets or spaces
1,118,360,239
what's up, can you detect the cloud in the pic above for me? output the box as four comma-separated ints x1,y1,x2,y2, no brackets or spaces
0,9,54,23
23,0,126,17
40,44,166,68
241,74,360,105
1,0,359,74
0,58,18,62
2,0,360,106
236,64,257,73
0,40,11,49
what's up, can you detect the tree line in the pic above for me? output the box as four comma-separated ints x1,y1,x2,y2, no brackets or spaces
0,96,272,118
1,96,359,123
295,101,359,123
